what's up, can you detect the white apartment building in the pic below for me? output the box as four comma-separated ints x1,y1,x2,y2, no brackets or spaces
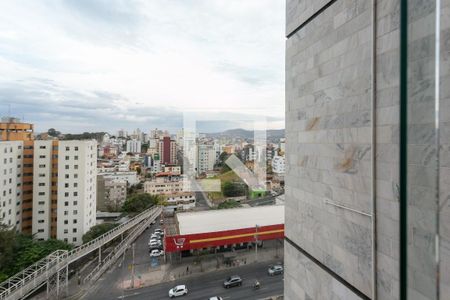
271,155,285,174
126,139,141,153
57,141,96,245
197,144,216,175
32,140,97,245
97,170,139,186
164,192,196,211
0,141,23,231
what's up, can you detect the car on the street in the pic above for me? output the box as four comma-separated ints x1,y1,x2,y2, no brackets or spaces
209,297,223,300
168,285,188,298
149,249,164,257
151,234,160,240
155,228,164,235
223,275,242,288
148,245,163,252
268,264,284,276
148,240,162,246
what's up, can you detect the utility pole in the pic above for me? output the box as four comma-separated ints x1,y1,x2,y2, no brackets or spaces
255,224,259,262
131,243,135,288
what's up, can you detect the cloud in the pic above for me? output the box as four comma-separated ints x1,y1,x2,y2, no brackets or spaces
0,0,285,133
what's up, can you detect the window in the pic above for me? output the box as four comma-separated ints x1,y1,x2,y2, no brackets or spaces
65,174,69,179
38,192,45,196
73,192,78,197
64,192,69,197
73,219,77,224
38,220,44,223
74,156,78,160
65,156,69,160
39,164,45,168
39,155,45,159
65,146,70,151
38,210,44,214
65,165,69,170
65,183,69,188
73,210,78,215
74,147,78,151
72,228,77,233
64,229,68,234
64,238,68,242
74,174,78,179
74,183,78,187
37,229,44,233
74,165,78,170
72,237,77,242
64,220,68,224
64,211,68,215
64,201,69,206
73,201,78,205
39,145,46,149
38,201,45,205
38,182,45,186
39,173,45,177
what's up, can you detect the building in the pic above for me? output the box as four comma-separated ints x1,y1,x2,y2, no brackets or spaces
197,144,216,175
0,117,34,141
164,165,181,175
159,136,177,165
31,140,97,245
163,192,196,211
97,176,127,212
164,205,284,254
97,170,139,186
143,175,183,195
0,117,34,233
285,1,449,299
126,139,141,153
0,141,23,231
271,155,285,174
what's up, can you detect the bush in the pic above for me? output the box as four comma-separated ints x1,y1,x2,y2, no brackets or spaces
223,181,246,197
217,200,241,209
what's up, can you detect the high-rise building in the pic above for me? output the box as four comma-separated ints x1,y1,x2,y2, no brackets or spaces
271,155,285,174
197,144,216,175
0,141,23,231
0,117,34,233
32,140,97,245
159,136,177,165
97,176,126,212
285,1,449,299
126,139,141,153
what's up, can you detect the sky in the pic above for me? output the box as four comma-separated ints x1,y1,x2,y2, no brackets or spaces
0,0,285,134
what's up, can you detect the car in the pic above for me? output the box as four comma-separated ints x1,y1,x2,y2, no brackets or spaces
168,285,188,298
223,275,242,288
154,228,163,234
209,297,223,300
150,234,160,240
151,220,156,225
268,265,284,276
148,240,162,247
150,249,164,257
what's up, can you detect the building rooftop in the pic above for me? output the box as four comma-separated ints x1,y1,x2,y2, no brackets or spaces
176,204,284,235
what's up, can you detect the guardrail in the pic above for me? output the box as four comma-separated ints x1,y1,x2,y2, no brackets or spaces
0,206,161,300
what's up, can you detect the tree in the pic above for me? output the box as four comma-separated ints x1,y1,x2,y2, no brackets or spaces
223,182,246,197
218,200,241,209
82,223,118,244
47,128,60,137
122,193,159,213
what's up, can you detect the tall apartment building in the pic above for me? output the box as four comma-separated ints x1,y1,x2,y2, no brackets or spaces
159,136,177,165
32,140,97,245
285,1,449,299
0,141,23,231
0,117,34,233
126,139,141,153
97,176,126,212
196,144,216,175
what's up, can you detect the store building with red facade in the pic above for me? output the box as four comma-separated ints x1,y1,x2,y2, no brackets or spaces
164,205,284,255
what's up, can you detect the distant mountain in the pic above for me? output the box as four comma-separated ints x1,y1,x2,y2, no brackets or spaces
206,128,285,142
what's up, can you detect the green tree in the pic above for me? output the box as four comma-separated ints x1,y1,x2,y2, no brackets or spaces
223,182,246,197
82,223,118,244
122,193,159,213
217,200,241,209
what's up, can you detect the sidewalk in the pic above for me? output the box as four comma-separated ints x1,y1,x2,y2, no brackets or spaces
125,245,283,290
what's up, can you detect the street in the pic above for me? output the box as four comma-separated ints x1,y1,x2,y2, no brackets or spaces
91,261,283,300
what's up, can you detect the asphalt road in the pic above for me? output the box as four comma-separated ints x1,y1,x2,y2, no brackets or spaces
118,261,283,300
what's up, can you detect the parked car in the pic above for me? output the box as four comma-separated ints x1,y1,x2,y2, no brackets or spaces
150,234,160,240
209,297,223,300
223,275,242,288
155,228,164,235
268,265,284,276
148,245,163,252
168,285,188,298
150,249,164,257
150,220,156,225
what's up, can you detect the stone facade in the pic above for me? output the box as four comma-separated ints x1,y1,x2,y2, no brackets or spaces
285,0,448,299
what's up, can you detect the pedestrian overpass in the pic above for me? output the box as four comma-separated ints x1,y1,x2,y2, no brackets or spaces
0,206,161,300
